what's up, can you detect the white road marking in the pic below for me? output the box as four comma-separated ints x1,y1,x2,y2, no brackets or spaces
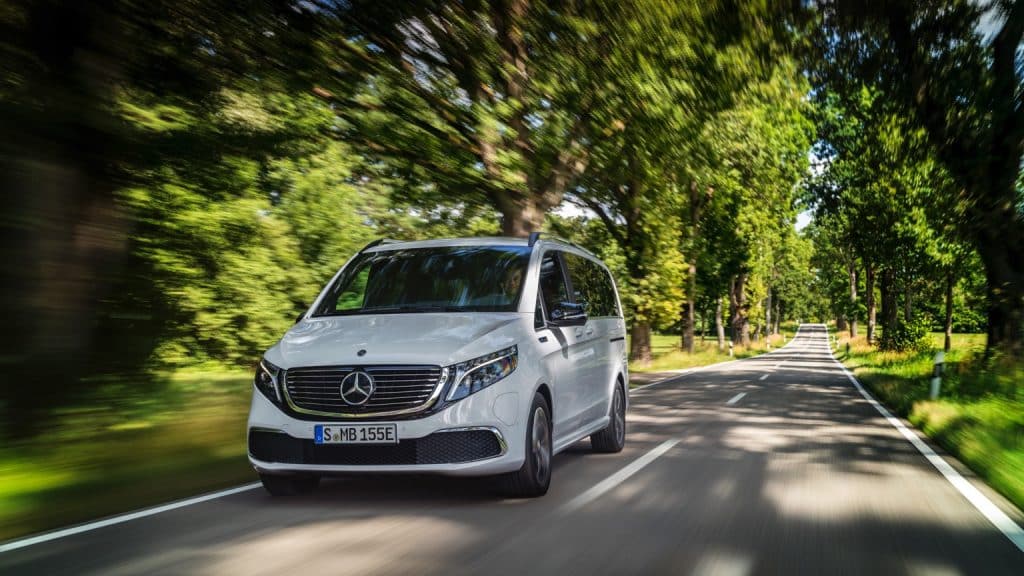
0,483,262,553
561,438,681,514
726,392,747,406
814,323,1024,555
759,374,769,381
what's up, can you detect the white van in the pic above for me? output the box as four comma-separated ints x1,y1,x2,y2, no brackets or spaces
247,235,628,497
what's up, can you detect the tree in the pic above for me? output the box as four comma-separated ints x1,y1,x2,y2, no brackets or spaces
818,0,1024,355
696,60,813,346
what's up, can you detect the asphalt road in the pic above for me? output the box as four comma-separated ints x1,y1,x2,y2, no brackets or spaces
3,325,1023,575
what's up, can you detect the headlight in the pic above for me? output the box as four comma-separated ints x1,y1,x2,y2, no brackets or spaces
254,359,282,404
446,346,518,402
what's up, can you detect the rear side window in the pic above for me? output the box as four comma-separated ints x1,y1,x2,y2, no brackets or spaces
565,253,620,318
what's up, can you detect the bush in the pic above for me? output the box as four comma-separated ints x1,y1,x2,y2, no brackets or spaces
879,315,932,352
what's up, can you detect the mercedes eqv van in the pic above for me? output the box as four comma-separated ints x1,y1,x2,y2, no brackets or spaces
247,235,628,497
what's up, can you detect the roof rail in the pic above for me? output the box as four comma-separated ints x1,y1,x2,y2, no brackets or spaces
530,233,598,258
358,238,399,253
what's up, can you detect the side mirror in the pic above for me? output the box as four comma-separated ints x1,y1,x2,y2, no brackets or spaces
295,306,307,324
549,302,587,327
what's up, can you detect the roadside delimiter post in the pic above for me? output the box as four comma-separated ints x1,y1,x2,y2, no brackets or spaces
930,351,945,400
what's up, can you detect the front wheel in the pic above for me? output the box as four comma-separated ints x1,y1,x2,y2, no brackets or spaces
591,382,626,453
497,393,552,498
259,473,320,497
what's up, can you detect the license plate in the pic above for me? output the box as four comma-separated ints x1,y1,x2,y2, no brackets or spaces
314,423,398,445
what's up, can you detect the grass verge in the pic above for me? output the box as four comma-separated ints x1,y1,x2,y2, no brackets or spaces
0,371,256,541
628,332,788,376
834,331,1024,514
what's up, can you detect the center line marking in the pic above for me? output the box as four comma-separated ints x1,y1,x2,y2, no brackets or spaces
759,374,769,381
726,392,746,405
561,438,680,514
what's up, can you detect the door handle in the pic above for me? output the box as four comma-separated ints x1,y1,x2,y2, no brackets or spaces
585,326,594,336
575,327,584,337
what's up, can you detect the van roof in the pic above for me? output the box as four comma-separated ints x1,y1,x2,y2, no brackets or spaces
362,236,599,259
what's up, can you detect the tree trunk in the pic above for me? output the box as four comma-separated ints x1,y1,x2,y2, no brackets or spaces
977,227,1024,356
944,271,955,353
497,193,546,237
848,263,858,338
682,261,696,354
837,315,847,331
881,268,898,335
715,297,725,350
765,287,772,343
630,322,652,365
773,299,781,335
729,273,750,347
866,264,877,344
904,280,913,322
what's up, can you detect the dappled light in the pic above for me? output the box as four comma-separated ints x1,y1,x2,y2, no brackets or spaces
2,1,1024,574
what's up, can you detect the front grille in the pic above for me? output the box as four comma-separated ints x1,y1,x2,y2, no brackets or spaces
249,429,504,466
285,365,444,416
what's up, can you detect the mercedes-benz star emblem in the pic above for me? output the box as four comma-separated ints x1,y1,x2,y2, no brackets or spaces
340,371,375,406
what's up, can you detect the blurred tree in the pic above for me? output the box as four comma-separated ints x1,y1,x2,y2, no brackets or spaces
318,0,602,235
0,0,326,434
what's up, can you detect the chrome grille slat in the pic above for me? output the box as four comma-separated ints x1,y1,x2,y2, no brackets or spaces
287,382,435,390
284,364,443,416
287,377,437,384
288,392,429,400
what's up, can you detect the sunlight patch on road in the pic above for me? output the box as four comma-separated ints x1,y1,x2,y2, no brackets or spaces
691,548,753,576
199,516,478,576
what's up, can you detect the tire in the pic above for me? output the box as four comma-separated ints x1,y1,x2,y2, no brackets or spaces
591,382,626,453
259,473,320,496
498,393,552,498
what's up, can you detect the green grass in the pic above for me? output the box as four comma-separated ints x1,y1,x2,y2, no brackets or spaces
0,371,257,541
835,331,1024,513
629,331,788,374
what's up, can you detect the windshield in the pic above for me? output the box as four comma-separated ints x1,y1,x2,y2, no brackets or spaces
314,245,531,316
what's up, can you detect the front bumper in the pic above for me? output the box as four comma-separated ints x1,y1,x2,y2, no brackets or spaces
247,375,527,477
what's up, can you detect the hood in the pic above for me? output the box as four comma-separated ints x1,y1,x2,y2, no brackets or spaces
267,312,527,368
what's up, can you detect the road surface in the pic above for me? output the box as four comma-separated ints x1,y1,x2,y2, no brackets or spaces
2,325,1023,575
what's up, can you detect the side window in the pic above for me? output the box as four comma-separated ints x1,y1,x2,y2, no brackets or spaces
565,253,617,317
565,253,594,314
538,251,570,316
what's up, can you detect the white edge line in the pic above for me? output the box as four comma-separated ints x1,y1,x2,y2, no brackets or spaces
726,392,747,406
759,374,769,381
631,325,806,393
0,482,262,554
561,438,681,514
820,323,1024,555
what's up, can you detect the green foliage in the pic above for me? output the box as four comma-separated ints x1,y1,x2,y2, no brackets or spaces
878,315,932,353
